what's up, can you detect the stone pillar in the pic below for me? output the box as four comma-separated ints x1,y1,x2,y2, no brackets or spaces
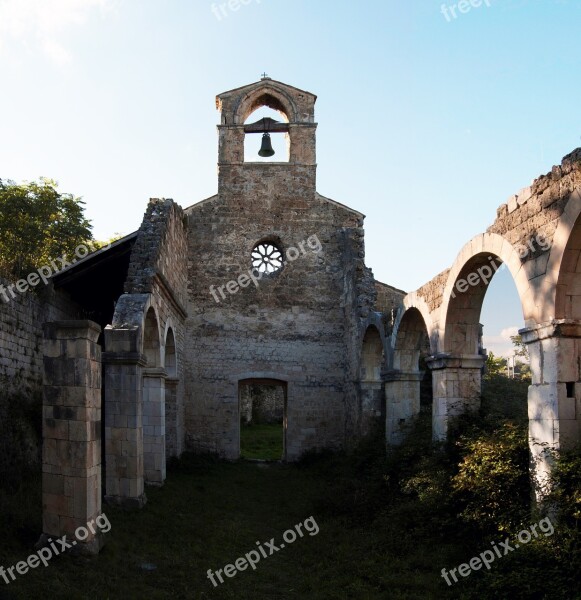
360,380,384,436
521,320,581,498
385,371,422,445
165,377,182,458
40,321,104,555
142,367,167,485
103,326,147,508
426,354,485,441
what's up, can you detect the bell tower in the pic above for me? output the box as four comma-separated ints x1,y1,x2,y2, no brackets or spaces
215,77,318,196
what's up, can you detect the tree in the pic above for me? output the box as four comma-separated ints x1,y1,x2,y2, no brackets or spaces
510,335,531,381
510,334,529,360
0,178,93,278
485,352,507,378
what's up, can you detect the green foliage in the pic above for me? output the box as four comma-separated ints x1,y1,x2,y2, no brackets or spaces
546,445,581,531
511,334,529,359
451,421,530,534
0,177,93,278
481,372,529,424
485,351,507,378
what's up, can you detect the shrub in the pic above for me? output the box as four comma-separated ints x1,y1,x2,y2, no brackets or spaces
451,421,531,534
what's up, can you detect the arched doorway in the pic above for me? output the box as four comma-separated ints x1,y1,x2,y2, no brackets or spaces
388,307,431,444
142,307,166,485
239,378,287,460
359,325,385,436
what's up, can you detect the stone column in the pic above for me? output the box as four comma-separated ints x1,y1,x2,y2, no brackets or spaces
40,320,104,555
142,367,167,485
385,371,422,445
426,354,485,441
103,326,147,508
165,377,183,458
360,380,384,437
521,320,581,498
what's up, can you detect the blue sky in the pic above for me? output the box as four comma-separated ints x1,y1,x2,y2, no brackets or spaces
1,0,579,357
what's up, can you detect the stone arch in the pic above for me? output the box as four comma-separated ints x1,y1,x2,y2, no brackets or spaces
143,306,161,367
392,292,435,363
236,85,296,124
163,325,183,459
439,233,532,354
358,324,385,436
429,233,532,440
360,325,384,381
550,190,581,320
163,324,177,377
392,306,433,371
142,305,165,485
387,305,432,445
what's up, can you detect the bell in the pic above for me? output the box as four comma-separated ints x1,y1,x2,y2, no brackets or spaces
258,132,275,157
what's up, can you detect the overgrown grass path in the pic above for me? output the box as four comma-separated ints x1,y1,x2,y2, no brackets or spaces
1,455,453,600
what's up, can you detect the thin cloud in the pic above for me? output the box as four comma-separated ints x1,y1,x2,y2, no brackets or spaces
0,0,119,64
484,326,523,358
500,326,519,340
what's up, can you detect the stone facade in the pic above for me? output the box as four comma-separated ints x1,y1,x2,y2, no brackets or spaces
4,77,580,521
182,78,386,461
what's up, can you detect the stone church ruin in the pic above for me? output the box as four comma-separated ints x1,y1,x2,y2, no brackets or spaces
1,76,581,552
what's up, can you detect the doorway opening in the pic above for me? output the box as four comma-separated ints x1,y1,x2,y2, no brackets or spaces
239,379,287,461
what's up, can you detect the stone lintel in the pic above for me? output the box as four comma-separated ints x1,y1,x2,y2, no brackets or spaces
425,353,485,370
385,370,424,382
43,320,101,343
520,319,581,343
102,352,147,366
142,367,168,378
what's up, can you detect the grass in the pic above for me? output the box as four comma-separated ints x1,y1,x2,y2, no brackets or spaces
0,401,577,599
0,447,467,600
240,423,283,460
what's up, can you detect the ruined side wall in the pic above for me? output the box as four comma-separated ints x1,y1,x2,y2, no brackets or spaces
113,198,189,458
375,282,406,317
413,149,581,319
124,199,188,308
0,277,84,396
374,281,406,338
488,149,581,245
0,278,85,472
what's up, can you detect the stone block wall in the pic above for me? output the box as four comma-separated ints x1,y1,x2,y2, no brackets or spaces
184,188,369,460
41,321,104,554
240,383,285,425
0,277,82,396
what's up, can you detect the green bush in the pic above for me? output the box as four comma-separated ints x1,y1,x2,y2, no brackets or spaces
451,421,530,534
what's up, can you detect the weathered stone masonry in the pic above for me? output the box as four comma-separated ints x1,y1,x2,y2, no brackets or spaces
393,148,581,494
11,77,581,525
